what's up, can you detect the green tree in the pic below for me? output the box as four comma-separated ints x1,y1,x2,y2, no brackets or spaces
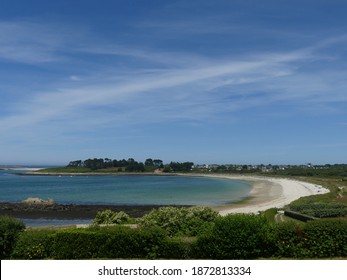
145,158,154,166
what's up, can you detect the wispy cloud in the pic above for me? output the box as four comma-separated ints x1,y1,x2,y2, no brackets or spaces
1,19,347,152
0,21,60,63
0,43,340,130
0,20,87,64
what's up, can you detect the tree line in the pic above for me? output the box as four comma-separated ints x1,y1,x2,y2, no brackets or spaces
66,158,194,172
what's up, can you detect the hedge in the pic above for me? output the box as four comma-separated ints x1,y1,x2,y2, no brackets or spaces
289,202,347,218
11,225,192,259
8,215,347,260
11,229,55,259
284,210,317,222
300,219,347,258
193,214,274,259
271,219,347,258
0,216,25,259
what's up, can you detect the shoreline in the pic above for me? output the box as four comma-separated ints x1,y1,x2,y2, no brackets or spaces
0,203,187,220
19,171,180,176
190,174,330,214
1,172,330,221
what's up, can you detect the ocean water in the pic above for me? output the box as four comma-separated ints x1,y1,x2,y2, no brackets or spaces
0,170,252,206
0,170,253,226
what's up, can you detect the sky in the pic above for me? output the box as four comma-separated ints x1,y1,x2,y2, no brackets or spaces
0,0,347,166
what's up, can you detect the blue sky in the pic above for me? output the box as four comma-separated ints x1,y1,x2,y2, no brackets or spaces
1,0,347,165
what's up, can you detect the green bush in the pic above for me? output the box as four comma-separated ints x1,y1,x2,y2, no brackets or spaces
289,198,347,218
97,226,167,259
284,210,316,222
49,226,171,259
51,228,108,259
301,219,347,258
272,218,347,258
158,237,195,259
193,214,274,259
140,206,219,236
271,222,305,258
0,216,25,259
11,229,55,259
92,210,129,225
6,214,347,260
10,225,192,260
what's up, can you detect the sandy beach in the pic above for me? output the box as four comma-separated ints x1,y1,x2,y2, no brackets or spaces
192,174,330,215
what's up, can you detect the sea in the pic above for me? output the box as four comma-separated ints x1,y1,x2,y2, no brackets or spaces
0,169,252,226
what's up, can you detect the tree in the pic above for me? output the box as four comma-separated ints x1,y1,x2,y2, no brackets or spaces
153,159,163,168
145,158,154,166
67,160,83,167
169,161,194,172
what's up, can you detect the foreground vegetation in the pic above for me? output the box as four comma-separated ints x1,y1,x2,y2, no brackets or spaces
1,207,346,260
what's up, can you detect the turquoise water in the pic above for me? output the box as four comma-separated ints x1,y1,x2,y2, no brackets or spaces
0,170,252,206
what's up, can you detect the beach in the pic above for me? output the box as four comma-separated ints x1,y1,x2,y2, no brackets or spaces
193,174,330,215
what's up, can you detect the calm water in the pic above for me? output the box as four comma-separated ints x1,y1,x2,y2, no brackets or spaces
0,170,252,226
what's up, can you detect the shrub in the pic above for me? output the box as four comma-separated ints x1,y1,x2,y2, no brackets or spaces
301,219,347,258
272,218,347,258
97,226,167,259
51,229,108,259
289,200,347,218
284,210,317,222
140,206,219,237
92,210,129,225
271,221,305,258
158,237,195,259
0,216,25,259
49,226,171,259
193,214,274,259
11,229,55,259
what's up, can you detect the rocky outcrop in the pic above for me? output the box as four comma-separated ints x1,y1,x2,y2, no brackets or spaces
21,197,55,205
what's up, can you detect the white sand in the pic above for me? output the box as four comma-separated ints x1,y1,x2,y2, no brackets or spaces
184,174,330,215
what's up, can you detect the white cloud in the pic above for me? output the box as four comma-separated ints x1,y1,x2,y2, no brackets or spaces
0,46,327,130
69,76,81,81
0,20,86,64
1,19,346,146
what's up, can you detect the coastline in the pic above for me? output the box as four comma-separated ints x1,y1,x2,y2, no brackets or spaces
1,171,330,221
188,174,330,214
0,203,184,220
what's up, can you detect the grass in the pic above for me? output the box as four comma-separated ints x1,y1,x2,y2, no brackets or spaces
37,167,92,173
36,166,159,174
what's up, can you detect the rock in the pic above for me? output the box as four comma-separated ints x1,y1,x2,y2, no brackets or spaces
21,197,55,205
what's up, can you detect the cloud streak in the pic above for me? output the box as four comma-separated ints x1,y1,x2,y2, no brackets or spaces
1,38,345,134
1,18,347,165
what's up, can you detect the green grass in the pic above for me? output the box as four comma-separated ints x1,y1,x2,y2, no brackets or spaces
37,167,92,173
261,208,278,223
284,176,347,219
